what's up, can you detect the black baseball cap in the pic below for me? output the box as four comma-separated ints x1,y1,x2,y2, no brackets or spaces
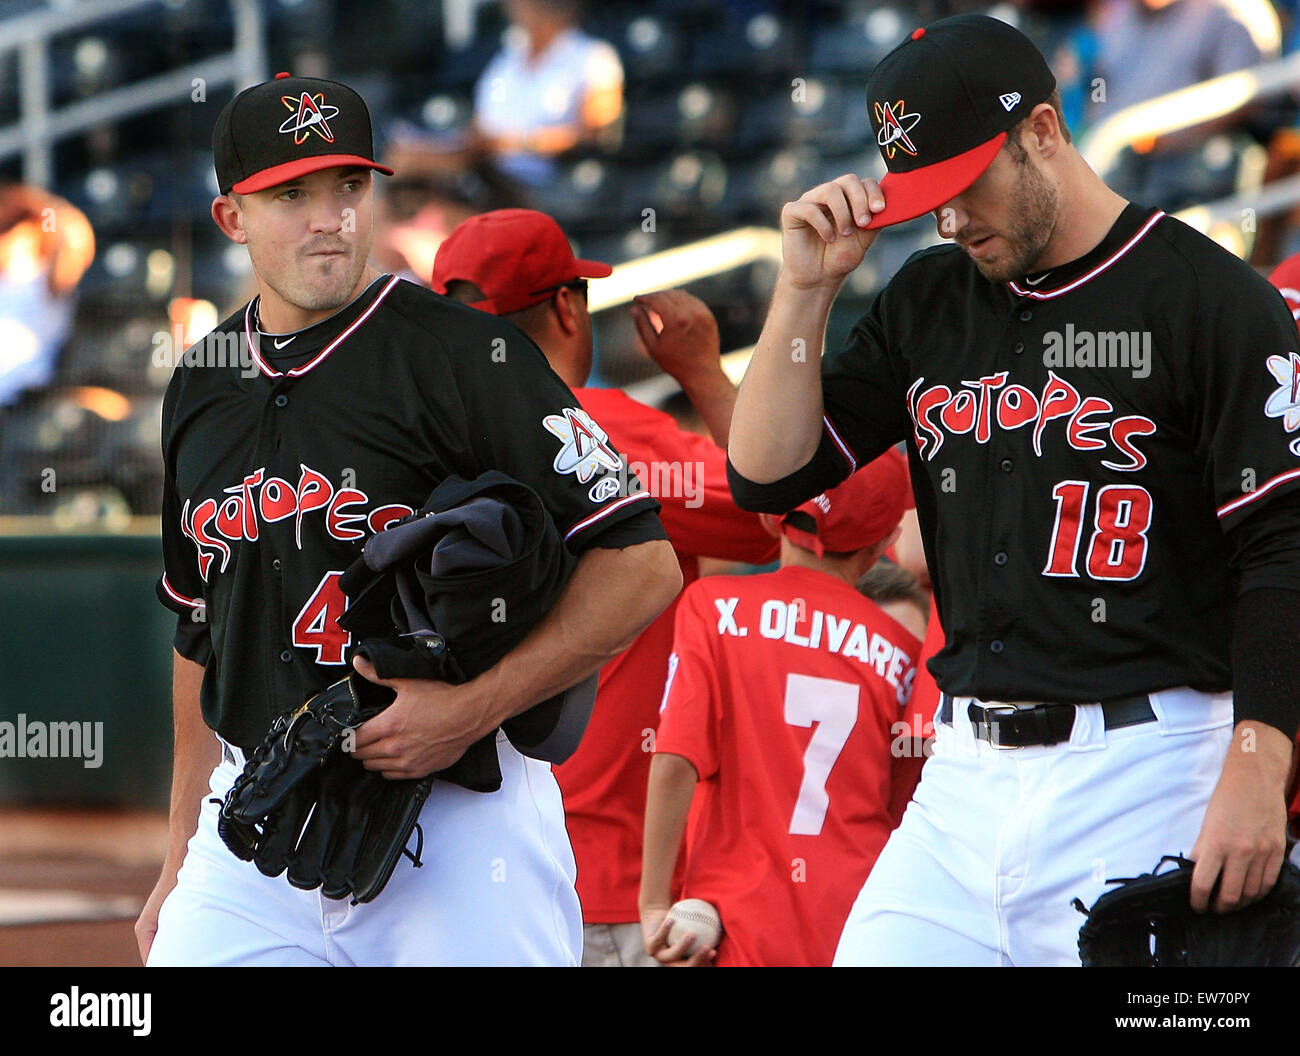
864,14,1056,229
213,72,394,195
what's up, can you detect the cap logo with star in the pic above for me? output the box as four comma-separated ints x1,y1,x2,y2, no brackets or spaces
279,91,339,144
875,100,921,158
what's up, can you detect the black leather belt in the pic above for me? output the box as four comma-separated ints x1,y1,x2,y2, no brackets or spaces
938,693,1156,748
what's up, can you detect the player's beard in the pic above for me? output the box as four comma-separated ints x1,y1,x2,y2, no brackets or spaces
966,153,1059,285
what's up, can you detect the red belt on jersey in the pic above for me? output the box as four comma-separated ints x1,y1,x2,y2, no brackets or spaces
938,694,1157,749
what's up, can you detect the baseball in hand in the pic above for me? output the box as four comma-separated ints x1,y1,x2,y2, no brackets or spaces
667,898,722,955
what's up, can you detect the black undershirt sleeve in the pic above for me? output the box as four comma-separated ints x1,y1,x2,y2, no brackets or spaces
1226,490,1300,738
1230,587,1300,739
726,428,856,514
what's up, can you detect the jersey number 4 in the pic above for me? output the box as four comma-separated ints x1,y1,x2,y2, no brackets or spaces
784,673,859,836
1042,481,1153,581
291,571,350,664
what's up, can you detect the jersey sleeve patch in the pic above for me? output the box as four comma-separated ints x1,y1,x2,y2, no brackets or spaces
542,407,624,483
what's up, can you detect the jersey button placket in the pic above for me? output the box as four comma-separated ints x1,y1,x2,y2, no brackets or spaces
279,649,293,664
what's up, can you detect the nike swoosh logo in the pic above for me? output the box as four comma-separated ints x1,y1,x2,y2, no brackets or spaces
273,336,296,349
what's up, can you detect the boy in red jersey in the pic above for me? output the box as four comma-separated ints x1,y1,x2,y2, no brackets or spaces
641,450,926,966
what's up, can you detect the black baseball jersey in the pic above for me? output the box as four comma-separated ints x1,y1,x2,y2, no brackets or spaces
157,274,665,750
733,204,1300,703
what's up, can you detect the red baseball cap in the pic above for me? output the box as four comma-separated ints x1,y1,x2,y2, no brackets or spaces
213,73,393,195
431,209,613,315
1269,254,1300,334
864,15,1056,229
780,448,912,556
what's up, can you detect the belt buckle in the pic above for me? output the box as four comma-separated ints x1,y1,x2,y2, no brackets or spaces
977,703,1024,750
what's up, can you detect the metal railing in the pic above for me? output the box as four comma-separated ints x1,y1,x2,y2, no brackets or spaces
0,0,265,187
1081,50,1300,178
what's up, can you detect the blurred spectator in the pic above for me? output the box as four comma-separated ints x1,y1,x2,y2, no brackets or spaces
469,0,623,188
368,175,485,285
0,185,94,406
1091,0,1278,209
1016,0,1104,135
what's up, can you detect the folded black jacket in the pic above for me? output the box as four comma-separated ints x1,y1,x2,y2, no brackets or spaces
337,470,598,793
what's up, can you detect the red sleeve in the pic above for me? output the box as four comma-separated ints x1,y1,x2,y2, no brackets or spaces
578,388,778,564
654,580,724,780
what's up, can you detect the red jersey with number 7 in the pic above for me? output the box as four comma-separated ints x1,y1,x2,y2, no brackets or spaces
655,564,922,967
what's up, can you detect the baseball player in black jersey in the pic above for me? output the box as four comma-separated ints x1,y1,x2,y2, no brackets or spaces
729,15,1300,966
135,73,680,966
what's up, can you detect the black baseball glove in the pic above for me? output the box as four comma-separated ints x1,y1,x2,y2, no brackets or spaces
1074,854,1300,966
214,673,432,904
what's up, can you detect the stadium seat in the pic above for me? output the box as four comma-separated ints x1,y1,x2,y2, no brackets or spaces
620,88,697,160
687,11,798,80
529,155,624,232
730,146,824,222
787,78,873,155
646,150,731,225
808,7,908,76
732,91,798,157
616,14,684,85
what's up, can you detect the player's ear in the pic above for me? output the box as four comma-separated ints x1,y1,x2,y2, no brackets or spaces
1027,103,1062,159
211,195,248,245
553,287,581,337
758,513,783,539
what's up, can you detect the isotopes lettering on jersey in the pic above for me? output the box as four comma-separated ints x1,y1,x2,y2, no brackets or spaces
906,370,1157,471
180,463,414,579
715,596,915,704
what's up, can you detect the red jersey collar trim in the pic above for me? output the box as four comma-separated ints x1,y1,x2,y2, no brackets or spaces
244,274,401,379
1006,211,1165,301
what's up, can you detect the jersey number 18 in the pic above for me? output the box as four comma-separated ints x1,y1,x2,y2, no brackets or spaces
1042,481,1153,582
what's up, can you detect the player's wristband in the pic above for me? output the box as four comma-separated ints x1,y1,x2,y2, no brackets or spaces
1230,585,1300,740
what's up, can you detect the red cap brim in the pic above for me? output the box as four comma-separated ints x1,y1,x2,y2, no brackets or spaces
865,133,1005,230
572,258,613,279
231,155,395,194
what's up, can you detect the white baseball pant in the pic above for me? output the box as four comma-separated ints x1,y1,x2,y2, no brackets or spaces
148,730,582,966
834,687,1235,967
